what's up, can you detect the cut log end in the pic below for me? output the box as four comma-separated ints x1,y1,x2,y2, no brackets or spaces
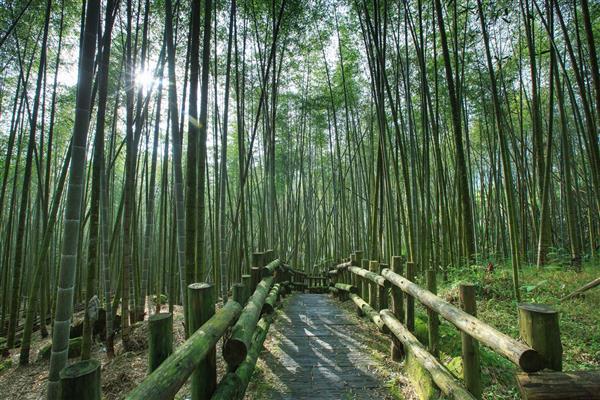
223,338,248,368
519,349,545,373
60,359,100,379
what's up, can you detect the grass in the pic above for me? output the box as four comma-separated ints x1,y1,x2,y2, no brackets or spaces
410,259,600,399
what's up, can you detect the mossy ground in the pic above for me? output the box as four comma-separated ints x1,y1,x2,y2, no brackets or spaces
408,259,600,400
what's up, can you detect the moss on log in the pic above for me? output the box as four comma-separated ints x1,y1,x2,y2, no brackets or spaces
261,259,281,277
349,293,388,333
223,276,274,368
381,268,543,372
211,316,273,400
124,300,242,400
261,284,281,314
380,309,476,400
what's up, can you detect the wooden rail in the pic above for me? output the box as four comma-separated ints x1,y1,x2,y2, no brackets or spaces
381,268,542,372
114,253,290,400
125,300,242,400
330,251,560,400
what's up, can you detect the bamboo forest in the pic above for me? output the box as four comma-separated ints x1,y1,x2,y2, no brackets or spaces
0,0,599,399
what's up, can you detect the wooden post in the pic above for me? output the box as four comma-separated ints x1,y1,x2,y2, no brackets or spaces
251,252,265,291
148,313,173,373
427,268,439,357
232,283,245,305
250,267,261,294
188,283,216,400
406,261,415,332
361,259,368,301
59,359,101,400
378,263,388,310
350,253,356,284
518,303,562,371
390,256,404,361
368,260,378,307
353,251,363,289
460,284,482,399
241,275,251,303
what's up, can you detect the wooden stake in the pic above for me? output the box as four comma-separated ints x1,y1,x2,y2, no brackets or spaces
188,283,216,400
148,313,173,373
390,256,404,361
406,261,415,332
518,303,562,371
460,284,481,399
59,359,101,400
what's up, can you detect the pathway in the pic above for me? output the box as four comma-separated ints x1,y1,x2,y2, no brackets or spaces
249,293,402,399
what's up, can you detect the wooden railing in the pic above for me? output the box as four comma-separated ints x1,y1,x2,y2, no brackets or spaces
58,251,291,400
330,251,562,400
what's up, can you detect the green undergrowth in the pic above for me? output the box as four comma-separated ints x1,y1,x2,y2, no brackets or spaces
411,260,600,399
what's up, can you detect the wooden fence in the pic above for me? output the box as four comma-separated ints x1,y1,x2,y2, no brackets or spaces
58,251,290,400
329,251,564,400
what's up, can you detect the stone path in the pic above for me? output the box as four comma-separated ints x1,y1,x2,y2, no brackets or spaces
254,293,397,399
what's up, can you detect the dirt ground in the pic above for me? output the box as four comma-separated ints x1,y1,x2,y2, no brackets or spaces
0,303,230,400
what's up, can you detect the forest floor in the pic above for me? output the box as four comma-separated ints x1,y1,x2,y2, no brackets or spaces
0,303,231,400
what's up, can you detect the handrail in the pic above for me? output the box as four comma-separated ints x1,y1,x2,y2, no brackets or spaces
348,265,386,287
125,300,243,400
380,310,476,400
380,268,543,372
223,276,274,367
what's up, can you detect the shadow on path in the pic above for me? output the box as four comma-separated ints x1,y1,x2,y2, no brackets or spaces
252,294,399,399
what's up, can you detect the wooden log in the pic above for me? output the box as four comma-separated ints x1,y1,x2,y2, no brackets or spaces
348,266,386,287
251,252,265,291
353,251,363,266
241,275,251,303
560,277,600,301
261,284,281,315
188,283,216,400
516,371,600,400
261,259,281,277
360,259,369,301
250,267,262,294
125,300,242,400
148,313,173,373
211,316,274,400
427,268,439,357
59,359,101,400
231,283,245,305
334,283,358,294
406,261,415,332
368,260,378,307
390,256,404,361
380,310,476,400
335,260,352,270
349,293,388,333
263,249,276,263
378,263,389,310
223,277,274,368
381,268,543,372
518,304,562,371
460,284,481,399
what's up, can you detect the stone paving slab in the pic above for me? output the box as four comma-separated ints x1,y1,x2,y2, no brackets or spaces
254,293,395,399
